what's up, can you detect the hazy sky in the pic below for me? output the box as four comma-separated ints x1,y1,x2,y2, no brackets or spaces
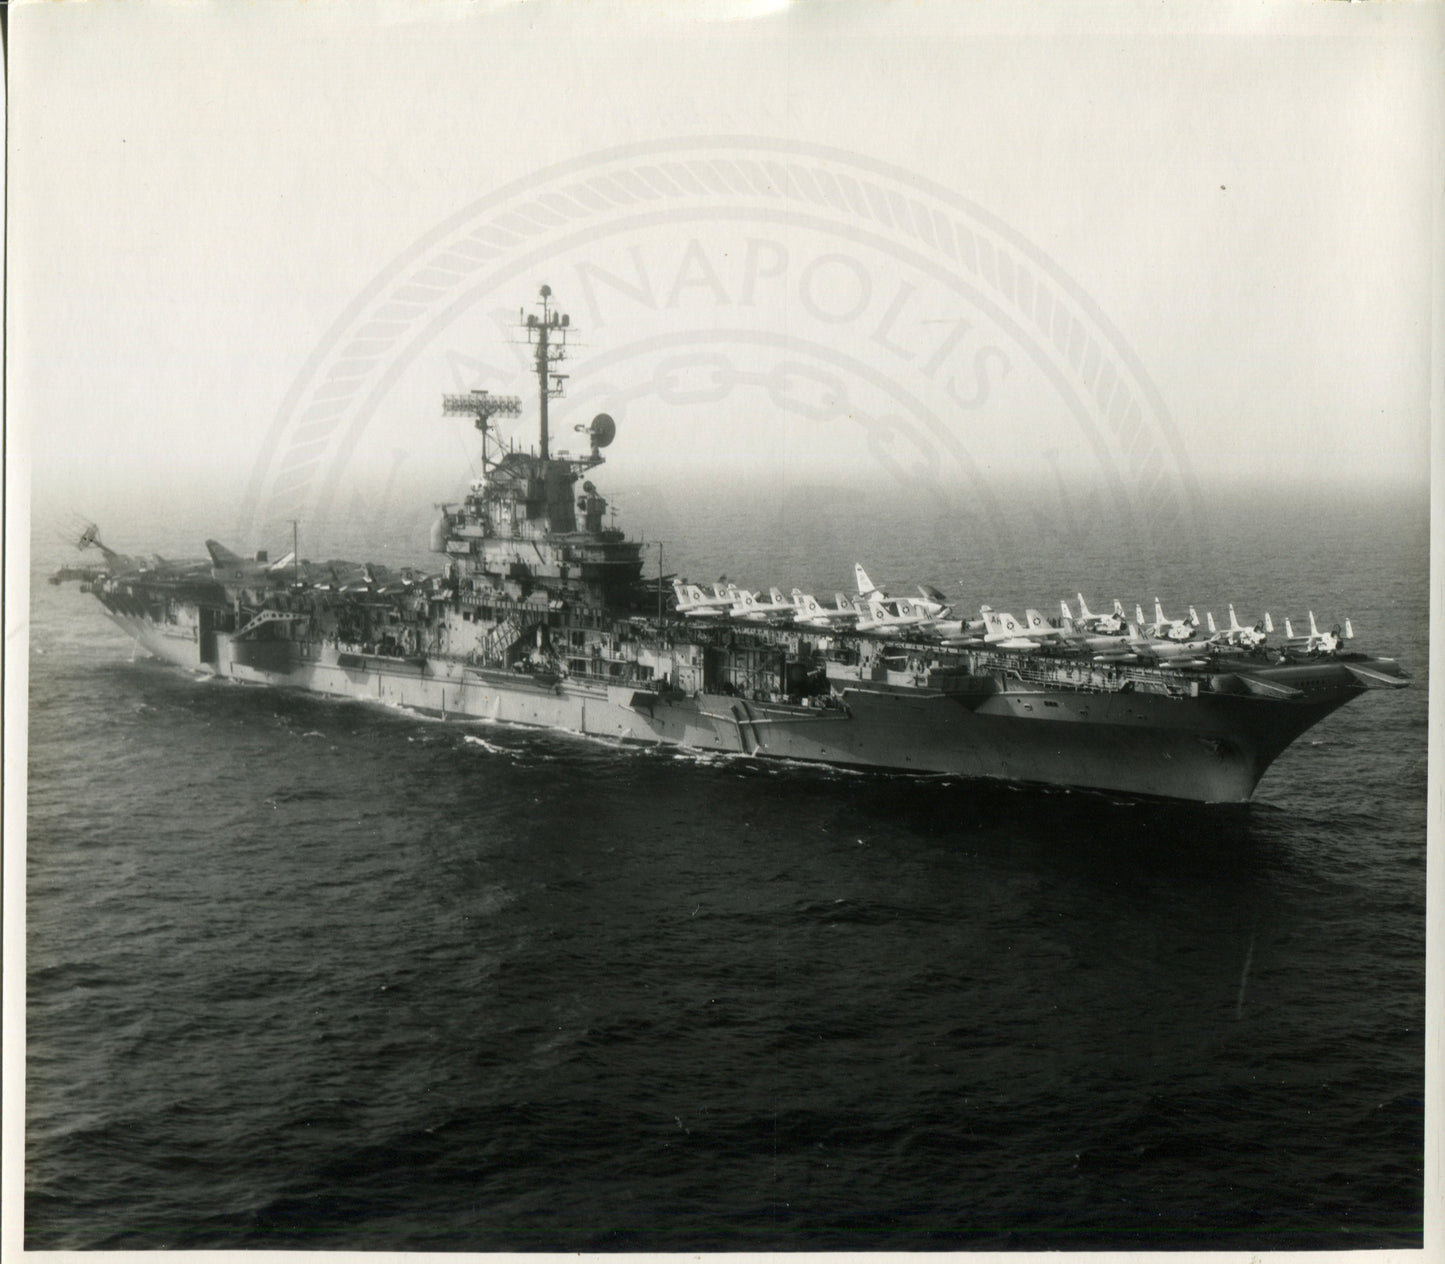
9,0,1440,546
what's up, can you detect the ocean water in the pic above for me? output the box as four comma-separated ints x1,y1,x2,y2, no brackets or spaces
24,480,1427,1251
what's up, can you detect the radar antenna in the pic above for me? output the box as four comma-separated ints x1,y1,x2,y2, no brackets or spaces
442,389,523,468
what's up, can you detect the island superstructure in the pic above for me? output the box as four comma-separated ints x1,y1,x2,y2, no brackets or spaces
55,287,1408,804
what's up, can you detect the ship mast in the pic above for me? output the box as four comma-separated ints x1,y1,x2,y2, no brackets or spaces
440,285,575,470
524,284,570,459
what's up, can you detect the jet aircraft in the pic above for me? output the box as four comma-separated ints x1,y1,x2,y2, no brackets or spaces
1137,599,1199,643
854,596,929,635
854,564,949,619
1070,595,1128,635
206,541,307,585
1023,609,1073,640
1284,612,1352,656
979,607,1040,651
728,588,795,622
672,581,735,616
790,591,859,628
1205,604,1272,649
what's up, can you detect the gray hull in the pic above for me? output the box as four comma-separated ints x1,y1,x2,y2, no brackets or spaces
108,612,1357,804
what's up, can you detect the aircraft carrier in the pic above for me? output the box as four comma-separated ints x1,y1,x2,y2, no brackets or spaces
53,286,1409,804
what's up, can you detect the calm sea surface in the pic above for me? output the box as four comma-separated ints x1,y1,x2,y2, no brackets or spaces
25,481,1426,1250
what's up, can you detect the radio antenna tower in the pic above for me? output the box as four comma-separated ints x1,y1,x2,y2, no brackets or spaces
523,284,570,459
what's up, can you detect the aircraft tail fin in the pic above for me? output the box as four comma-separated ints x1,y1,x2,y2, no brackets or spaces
1154,599,1167,627
74,521,101,551
205,540,243,568
855,563,877,596
834,592,851,612
1188,606,1199,626
1264,612,1274,634
769,588,787,607
1309,611,1320,638
1285,617,1296,639
1206,611,1218,634
984,609,1025,638
1136,603,1147,627
1344,618,1354,640
1076,593,1092,619
1061,599,1073,622
1113,599,1126,619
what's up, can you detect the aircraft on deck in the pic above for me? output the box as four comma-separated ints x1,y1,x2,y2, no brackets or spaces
728,588,795,622
855,596,930,635
1069,595,1127,635
1051,621,1138,652
71,522,131,570
1284,611,1352,656
1114,619,1213,664
891,595,941,623
374,567,424,597
979,608,1040,651
68,523,209,577
1137,599,1199,643
1204,604,1272,650
854,564,950,620
1023,608,1074,641
205,541,305,585
790,591,860,629
919,613,984,643
672,581,736,616
315,562,365,593
338,563,399,596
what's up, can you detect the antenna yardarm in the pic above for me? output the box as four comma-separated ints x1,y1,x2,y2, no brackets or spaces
524,284,570,459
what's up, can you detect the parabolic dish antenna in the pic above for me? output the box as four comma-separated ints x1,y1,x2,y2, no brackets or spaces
589,413,616,449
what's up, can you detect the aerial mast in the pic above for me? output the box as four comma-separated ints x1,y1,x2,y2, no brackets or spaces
524,284,570,459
